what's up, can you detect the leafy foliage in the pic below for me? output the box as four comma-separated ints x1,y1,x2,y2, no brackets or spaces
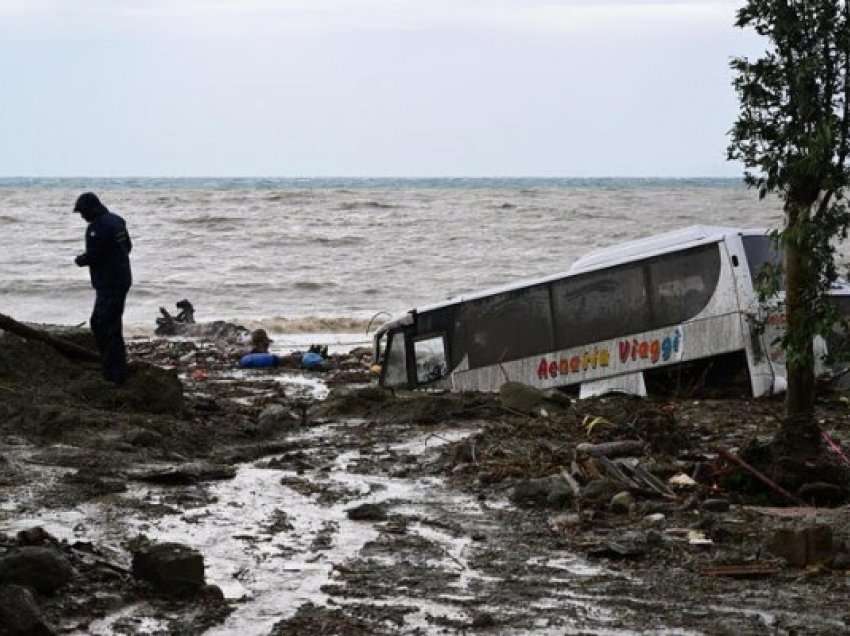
729,0,850,371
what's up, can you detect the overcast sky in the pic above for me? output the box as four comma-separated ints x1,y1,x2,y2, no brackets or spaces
0,1,766,177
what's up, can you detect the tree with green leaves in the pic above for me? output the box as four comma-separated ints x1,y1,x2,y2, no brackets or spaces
729,0,850,453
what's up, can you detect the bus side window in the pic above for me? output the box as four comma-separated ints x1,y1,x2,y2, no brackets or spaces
551,262,650,349
384,333,409,387
648,243,721,325
414,336,448,384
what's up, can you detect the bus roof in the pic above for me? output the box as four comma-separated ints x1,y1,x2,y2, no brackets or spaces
407,225,769,316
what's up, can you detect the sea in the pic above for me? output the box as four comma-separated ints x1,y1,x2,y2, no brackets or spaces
0,177,785,342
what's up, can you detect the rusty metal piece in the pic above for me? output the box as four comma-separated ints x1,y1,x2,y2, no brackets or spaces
716,447,808,507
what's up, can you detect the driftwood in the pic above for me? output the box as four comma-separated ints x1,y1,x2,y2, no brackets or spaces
576,440,645,459
0,312,99,363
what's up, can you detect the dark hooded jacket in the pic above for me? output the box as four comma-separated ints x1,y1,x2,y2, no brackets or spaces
74,193,133,291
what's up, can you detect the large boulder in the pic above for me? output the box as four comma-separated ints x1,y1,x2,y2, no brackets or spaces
131,542,205,595
499,382,545,415
0,585,55,635
0,547,74,595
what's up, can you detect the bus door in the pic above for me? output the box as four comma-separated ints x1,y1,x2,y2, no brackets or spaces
733,234,787,395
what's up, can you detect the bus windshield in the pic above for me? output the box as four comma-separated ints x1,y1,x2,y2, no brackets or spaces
742,235,784,291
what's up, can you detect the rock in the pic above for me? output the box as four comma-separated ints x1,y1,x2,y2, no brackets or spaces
346,503,388,521
127,428,163,447
644,513,666,525
831,552,850,570
576,440,645,459
16,527,56,547
510,476,573,509
768,525,834,567
131,542,205,595
499,382,544,414
0,585,55,635
130,462,236,485
200,584,226,603
668,473,698,488
610,491,635,514
702,498,731,513
542,389,572,408
0,547,75,594
258,404,297,433
581,479,620,502
798,482,845,506
549,513,582,532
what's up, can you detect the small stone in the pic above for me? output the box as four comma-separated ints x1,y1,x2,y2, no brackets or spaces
702,498,731,513
132,542,205,596
127,428,163,447
0,547,75,595
346,503,388,521
510,476,573,509
798,482,845,506
581,479,620,502
542,389,572,408
831,552,850,570
549,513,582,531
258,404,297,433
644,513,666,525
610,491,635,514
200,584,226,603
0,585,55,635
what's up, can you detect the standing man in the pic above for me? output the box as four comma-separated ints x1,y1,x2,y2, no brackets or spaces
73,192,133,384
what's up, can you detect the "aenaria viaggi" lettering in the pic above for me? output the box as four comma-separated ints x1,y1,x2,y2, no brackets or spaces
536,327,683,381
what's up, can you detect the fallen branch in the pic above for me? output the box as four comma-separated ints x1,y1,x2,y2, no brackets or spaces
716,447,807,506
0,313,99,363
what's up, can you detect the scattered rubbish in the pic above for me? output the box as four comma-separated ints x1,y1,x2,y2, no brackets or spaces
687,530,713,546
240,352,282,368
156,299,196,335
668,473,698,488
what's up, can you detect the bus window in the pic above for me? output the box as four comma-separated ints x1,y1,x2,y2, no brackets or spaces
461,285,554,368
414,336,447,384
742,235,784,290
648,243,721,325
376,333,388,363
551,262,650,349
384,332,408,387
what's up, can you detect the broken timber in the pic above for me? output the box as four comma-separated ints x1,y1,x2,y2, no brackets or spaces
0,312,100,363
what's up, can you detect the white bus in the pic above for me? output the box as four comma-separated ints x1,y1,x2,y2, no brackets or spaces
373,225,850,398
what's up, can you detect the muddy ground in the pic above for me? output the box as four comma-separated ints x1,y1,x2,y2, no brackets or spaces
2,327,850,635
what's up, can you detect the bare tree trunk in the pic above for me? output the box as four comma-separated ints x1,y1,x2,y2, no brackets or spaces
781,203,820,452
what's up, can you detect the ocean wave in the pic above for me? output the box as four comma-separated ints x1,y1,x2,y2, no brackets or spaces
175,215,242,227
293,281,337,290
312,235,364,246
337,201,399,211
245,315,374,334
